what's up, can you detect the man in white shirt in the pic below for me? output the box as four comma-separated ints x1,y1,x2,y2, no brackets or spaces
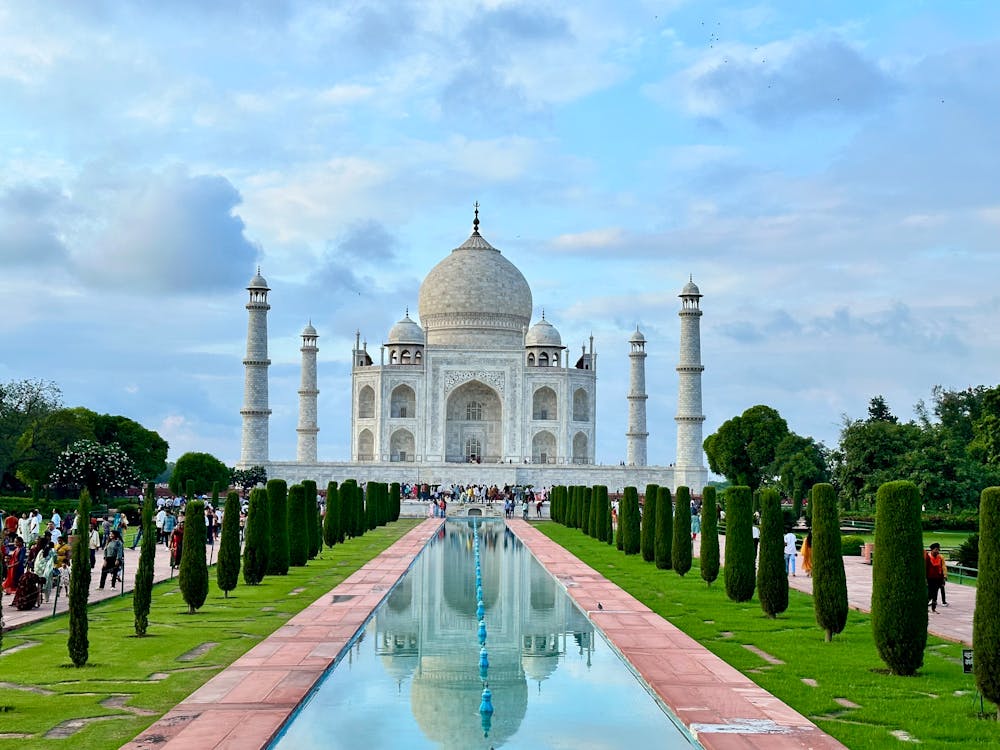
155,508,167,544
752,524,760,560
783,531,798,576
28,510,41,544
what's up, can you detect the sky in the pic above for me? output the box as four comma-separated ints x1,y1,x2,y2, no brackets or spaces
2,0,999,468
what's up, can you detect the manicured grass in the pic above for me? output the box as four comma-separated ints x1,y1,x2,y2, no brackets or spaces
0,520,421,749
538,522,998,750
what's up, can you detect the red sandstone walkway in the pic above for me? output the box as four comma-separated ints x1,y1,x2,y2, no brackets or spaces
694,535,975,646
508,520,846,750
122,518,443,750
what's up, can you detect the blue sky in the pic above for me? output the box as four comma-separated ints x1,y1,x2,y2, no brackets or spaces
2,1,999,467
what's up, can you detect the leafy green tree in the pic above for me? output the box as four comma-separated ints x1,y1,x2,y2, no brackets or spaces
133,482,157,635
811,483,848,641
179,499,209,614
217,490,241,597
230,465,268,494
703,405,790,490
641,484,658,563
771,433,828,518
872,480,927,675
724,486,755,602
0,378,61,489
67,489,92,666
266,479,290,575
14,406,96,486
51,439,138,500
303,480,319,559
287,484,309,567
672,486,693,576
91,413,169,481
700,486,720,586
974,487,1000,719
169,452,230,496
756,488,788,618
654,486,672,570
622,486,641,555
868,395,897,423
242,488,269,585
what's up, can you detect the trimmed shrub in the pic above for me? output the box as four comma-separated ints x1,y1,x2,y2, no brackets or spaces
179,500,209,614
217,490,241,597
757,488,788,618
840,535,865,556
672,486,693,576
68,489,92,667
266,479,290,575
615,491,624,550
701,486,720,586
242,488,269,585
724,486,755,602
974,487,1000,719
622,486,641,555
872,480,927,676
792,495,803,522
641,484,659,563
341,479,357,539
133,482,157,635
303,480,319,559
365,482,378,532
956,533,979,569
390,482,401,522
323,482,340,548
287,484,309,567
583,487,593,536
592,485,609,542
812,483,848,642
655,486,672,570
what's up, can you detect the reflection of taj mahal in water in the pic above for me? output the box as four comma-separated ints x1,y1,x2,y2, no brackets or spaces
239,209,707,493
374,523,593,747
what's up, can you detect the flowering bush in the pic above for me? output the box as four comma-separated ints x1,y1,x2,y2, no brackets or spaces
50,439,139,498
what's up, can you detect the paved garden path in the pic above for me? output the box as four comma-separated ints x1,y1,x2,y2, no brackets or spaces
695,535,975,646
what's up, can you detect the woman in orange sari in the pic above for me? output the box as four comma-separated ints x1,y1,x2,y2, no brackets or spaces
3,536,25,594
801,532,813,577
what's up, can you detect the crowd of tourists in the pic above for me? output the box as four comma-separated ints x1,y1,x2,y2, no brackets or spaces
403,482,547,519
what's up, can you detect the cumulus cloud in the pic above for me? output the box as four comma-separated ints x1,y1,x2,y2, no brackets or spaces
0,181,71,266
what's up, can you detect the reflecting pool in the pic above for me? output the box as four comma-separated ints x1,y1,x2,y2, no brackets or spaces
271,521,699,749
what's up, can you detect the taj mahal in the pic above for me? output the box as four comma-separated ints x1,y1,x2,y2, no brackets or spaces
238,209,707,493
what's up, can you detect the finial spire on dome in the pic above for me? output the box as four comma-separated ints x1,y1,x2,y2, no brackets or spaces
405,306,409,318
473,201,480,234
541,308,545,320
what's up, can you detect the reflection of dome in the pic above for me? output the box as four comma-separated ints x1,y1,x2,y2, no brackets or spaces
411,670,527,749
525,316,562,348
418,217,532,347
442,526,501,611
387,312,424,345
380,650,418,682
522,653,559,682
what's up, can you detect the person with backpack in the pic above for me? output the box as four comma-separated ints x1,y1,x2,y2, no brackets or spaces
100,530,125,589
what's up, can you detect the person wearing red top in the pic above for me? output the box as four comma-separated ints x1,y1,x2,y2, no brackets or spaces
925,542,948,613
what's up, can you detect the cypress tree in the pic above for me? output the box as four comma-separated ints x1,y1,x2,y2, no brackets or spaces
341,479,356,539
700,486,720,586
323,482,340,548
364,482,378,531
566,486,576,529
616,491,625,550
641,484,659,563
582,487,593,536
217,490,241,597
756,488,788,618
303,479,319,559
655,486,673,569
68,489,92,667
562,486,570,526
724,486,755,602
605,489,614,544
592,486,609,541
266,479,290,575
179,500,209,614
353,481,366,537
390,482,401,522
872,480,927,676
287,484,309,567
811,483,848,641
974,487,1000,719
673,486,693,576
133,482,157,635
242,488,269,585
555,485,565,524
573,486,583,529
622,486,641,555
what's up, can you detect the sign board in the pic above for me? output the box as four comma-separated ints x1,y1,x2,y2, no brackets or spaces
963,649,974,674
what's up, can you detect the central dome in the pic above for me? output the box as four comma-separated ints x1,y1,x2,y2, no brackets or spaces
418,219,532,348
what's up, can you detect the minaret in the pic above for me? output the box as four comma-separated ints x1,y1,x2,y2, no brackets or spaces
675,277,706,491
626,327,648,466
297,321,319,463
240,268,271,467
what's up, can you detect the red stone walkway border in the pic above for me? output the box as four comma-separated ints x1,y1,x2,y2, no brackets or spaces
121,518,443,750
507,520,847,750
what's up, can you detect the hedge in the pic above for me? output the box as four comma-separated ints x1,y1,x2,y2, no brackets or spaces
724,486,755,602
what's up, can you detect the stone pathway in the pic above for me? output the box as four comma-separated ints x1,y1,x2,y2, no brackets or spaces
695,535,975,646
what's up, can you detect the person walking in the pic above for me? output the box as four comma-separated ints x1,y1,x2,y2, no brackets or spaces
99,530,125,589
925,542,948,613
801,532,813,577
783,530,798,576
88,521,101,570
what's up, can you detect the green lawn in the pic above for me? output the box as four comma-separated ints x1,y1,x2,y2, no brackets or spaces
0,520,421,749
538,522,998,750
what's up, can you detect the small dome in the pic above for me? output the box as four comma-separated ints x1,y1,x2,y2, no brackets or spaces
680,278,701,297
525,316,562,348
248,266,269,289
629,326,645,343
387,312,424,345
302,322,317,337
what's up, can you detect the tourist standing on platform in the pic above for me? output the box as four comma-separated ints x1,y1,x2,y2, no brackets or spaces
801,532,813,577
155,506,166,544
925,542,948,613
3,536,26,594
89,521,100,569
163,510,177,547
783,530,798,576
100,530,124,589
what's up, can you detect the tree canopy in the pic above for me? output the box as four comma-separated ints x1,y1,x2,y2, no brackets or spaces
0,379,62,488
169,452,231,496
704,404,790,490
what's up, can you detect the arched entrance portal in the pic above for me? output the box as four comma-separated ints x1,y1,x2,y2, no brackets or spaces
446,380,502,462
